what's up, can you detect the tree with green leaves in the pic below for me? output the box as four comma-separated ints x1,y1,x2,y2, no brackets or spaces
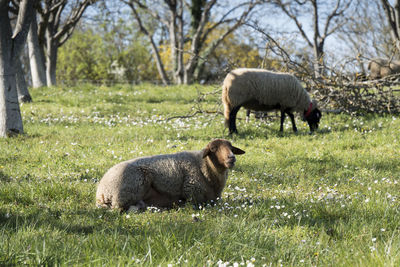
57,23,158,84
57,28,109,83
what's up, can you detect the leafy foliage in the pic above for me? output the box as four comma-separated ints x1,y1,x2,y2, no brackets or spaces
57,28,109,82
57,24,158,84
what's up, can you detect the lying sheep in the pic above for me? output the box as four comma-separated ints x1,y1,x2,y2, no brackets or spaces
222,68,322,134
96,139,245,212
368,58,400,79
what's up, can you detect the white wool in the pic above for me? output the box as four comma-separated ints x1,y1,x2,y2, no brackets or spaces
95,139,244,211
222,68,312,115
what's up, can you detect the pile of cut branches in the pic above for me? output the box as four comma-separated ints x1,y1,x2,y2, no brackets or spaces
306,74,400,114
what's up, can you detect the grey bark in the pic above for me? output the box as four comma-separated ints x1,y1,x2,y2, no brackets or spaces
28,13,47,88
381,0,400,52
45,32,58,86
0,0,35,137
16,57,32,103
37,0,95,86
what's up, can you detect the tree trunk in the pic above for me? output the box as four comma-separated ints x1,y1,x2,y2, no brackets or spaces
377,1,399,54
28,13,47,88
16,57,32,103
0,72,23,137
45,36,58,86
184,70,194,85
176,0,185,84
149,38,170,85
168,7,183,84
0,3,24,137
312,1,323,79
166,0,185,84
313,46,324,78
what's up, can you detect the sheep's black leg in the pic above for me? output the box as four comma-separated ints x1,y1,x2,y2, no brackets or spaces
246,109,250,123
280,110,285,132
287,111,297,132
229,106,241,134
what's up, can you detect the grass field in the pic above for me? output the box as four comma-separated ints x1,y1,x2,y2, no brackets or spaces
1,83,400,266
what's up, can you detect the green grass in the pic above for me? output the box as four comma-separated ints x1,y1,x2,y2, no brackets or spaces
1,83,400,266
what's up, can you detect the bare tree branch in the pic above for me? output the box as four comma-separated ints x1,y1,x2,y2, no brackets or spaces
272,0,354,78
273,0,313,47
124,0,261,84
123,0,169,26
190,0,217,55
126,0,170,85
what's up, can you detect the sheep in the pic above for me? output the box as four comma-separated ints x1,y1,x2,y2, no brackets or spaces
368,58,400,79
96,139,245,212
222,68,322,134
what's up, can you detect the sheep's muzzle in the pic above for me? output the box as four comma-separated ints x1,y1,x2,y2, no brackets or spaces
225,155,236,168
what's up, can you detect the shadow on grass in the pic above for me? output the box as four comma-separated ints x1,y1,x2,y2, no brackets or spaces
0,208,95,235
35,99,53,103
0,171,11,182
228,111,397,138
23,133,42,138
0,205,208,238
0,187,392,247
223,126,336,140
224,196,389,241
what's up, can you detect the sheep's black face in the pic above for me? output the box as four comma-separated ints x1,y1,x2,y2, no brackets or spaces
305,108,322,132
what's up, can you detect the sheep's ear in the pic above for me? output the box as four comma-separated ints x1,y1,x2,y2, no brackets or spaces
203,144,218,158
202,147,210,158
231,146,245,155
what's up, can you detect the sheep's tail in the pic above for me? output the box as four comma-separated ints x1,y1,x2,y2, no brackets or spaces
96,193,112,208
222,84,231,128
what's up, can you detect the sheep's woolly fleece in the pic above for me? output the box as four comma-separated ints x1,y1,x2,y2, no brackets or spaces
96,139,245,211
222,68,312,114
368,58,400,79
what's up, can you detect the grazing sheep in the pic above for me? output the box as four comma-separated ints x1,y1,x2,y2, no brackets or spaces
222,68,322,134
368,58,400,79
96,139,245,212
